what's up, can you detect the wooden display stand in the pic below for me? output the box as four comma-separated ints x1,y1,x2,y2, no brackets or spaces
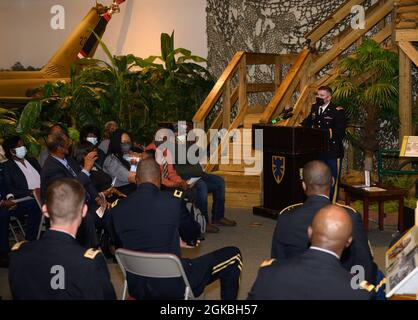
385,223,418,299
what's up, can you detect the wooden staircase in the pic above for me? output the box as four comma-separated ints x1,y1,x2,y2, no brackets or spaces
196,0,412,209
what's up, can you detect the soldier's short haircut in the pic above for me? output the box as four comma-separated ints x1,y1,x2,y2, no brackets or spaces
46,178,85,224
303,160,332,189
318,86,333,96
136,157,161,182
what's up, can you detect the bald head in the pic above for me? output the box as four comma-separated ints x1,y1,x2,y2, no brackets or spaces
136,157,161,187
308,205,353,258
302,160,333,196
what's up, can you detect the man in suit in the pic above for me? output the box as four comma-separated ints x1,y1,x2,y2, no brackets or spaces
271,160,377,284
9,178,116,300
249,205,374,300
41,132,107,247
111,158,242,300
301,86,347,202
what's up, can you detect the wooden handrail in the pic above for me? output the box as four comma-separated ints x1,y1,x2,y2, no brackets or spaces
192,51,245,124
313,23,393,88
282,84,314,127
246,52,298,65
311,0,394,75
260,48,311,123
305,0,365,45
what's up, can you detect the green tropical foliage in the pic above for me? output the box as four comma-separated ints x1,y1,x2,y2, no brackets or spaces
12,31,214,154
331,39,399,171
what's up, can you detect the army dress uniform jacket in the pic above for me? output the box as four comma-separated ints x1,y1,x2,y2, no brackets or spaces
301,102,347,159
271,195,377,283
9,230,116,300
248,249,373,300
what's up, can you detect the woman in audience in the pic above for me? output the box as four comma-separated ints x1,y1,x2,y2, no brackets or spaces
79,124,106,167
1,136,42,251
102,129,140,195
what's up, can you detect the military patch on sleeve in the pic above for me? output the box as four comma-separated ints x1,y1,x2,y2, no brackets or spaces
11,241,28,251
84,248,101,259
336,106,344,111
279,203,303,215
111,199,119,208
359,281,375,292
174,190,183,198
260,258,276,268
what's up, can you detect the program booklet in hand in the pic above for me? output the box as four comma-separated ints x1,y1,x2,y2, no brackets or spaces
187,177,201,188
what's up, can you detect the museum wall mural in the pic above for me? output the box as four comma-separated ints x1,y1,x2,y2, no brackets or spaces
206,0,417,171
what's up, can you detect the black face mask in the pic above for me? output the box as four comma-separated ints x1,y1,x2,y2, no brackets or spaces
316,97,325,106
120,143,131,154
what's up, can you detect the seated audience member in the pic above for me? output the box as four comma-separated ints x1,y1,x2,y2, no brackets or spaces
9,178,116,300
145,128,188,191
0,136,42,265
111,158,242,300
172,123,236,232
248,205,374,300
147,128,235,233
38,124,66,167
79,124,106,166
73,142,121,195
103,129,138,195
0,145,6,162
98,121,119,155
41,132,105,248
271,160,377,284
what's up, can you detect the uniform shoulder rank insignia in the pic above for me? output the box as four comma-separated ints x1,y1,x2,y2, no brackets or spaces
173,190,183,198
111,199,119,208
279,203,303,215
359,281,375,292
336,203,356,213
11,241,28,251
374,278,386,292
84,248,101,259
336,106,344,111
260,258,276,268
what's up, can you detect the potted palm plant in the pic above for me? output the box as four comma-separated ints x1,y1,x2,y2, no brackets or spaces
332,38,399,171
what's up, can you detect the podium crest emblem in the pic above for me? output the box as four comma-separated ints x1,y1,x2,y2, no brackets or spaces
272,156,285,184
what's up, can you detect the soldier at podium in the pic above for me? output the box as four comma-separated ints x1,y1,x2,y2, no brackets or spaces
301,86,347,202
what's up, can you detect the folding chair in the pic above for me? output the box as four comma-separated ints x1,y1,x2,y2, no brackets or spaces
9,216,25,243
32,188,45,240
115,248,201,300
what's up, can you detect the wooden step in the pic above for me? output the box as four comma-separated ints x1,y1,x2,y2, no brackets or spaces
247,105,266,114
243,113,263,129
212,171,261,189
208,191,261,208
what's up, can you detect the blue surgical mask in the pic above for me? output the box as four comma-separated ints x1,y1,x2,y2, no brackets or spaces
86,137,98,146
15,146,27,159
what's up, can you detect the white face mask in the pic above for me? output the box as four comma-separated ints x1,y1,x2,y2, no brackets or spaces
14,146,27,159
86,137,98,146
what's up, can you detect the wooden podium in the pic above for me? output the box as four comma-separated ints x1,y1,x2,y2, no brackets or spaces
252,124,328,219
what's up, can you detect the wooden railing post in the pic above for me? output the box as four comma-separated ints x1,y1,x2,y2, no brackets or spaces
399,49,412,142
238,55,247,114
274,55,282,90
223,79,232,128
